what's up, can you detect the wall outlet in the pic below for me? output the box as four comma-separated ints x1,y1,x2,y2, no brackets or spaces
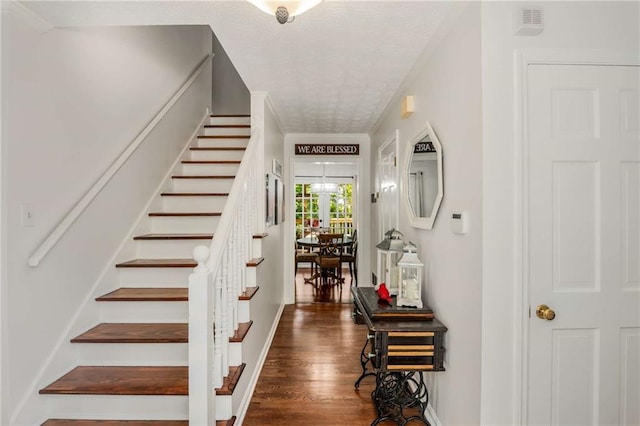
21,204,35,227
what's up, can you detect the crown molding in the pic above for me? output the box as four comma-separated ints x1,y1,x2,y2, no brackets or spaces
1,1,53,33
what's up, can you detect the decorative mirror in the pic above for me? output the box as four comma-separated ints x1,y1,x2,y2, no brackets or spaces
403,122,443,230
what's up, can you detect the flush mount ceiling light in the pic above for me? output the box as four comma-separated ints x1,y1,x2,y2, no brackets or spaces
247,0,324,24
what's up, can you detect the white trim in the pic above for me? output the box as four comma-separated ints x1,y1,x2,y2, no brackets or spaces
514,48,640,425
235,302,285,425
425,402,442,426
28,53,214,267
265,92,286,136
377,129,400,240
1,0,53,33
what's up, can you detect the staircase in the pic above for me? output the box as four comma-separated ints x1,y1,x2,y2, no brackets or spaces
39,115,262,425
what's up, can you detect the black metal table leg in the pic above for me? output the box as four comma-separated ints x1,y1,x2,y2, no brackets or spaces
354,334,376,389
370,371,430,426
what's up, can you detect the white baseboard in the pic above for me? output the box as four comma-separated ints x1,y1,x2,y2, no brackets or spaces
235,302,285,425
425,402,442,426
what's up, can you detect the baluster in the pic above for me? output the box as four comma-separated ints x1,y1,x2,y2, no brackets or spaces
231,218,240,330
220,248,230,377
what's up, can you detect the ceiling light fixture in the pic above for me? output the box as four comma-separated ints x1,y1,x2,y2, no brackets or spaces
247,0,324,24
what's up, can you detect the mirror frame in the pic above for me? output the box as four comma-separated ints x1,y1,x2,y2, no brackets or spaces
402,122,444,230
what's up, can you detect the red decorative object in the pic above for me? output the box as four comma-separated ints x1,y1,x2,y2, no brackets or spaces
376,283,392,304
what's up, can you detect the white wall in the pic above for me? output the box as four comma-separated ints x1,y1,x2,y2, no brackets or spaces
1,10,212,423
284,132,371,303
211,31,250,115
371,3,482,424
481,2,640,424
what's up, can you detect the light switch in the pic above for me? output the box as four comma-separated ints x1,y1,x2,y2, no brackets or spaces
21,204,35,227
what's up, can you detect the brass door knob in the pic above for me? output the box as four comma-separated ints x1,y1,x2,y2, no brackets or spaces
536,304,556,321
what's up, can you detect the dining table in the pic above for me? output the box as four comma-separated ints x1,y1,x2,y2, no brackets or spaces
296,236,352,250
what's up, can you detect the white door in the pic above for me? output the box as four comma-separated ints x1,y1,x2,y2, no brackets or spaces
527,64,640,425
378,136,398,240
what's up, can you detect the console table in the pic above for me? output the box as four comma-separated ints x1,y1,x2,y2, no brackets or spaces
351,287,447,426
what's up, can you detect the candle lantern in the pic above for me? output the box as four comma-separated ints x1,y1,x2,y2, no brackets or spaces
397,242,424,308
376,229,405,295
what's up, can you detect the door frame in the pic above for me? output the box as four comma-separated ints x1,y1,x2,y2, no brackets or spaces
377,130,399,242
514,48,640,424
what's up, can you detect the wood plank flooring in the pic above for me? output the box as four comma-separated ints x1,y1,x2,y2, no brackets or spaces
244,270,382,425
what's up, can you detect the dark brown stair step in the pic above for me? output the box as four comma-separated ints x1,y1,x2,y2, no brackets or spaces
190,147,246,151
96,288,187,302
230,321,253,343
133,234,213,241
42,420,189,426
210,114,250,117
71,323,187,344
148,212,221,217
216,364,245,396
246,257,264,267
161,192,229,197
42,419,235,426
116,259,196,268
253,233,268,239
181,160,241,164
171,175,235,179
203,124,250,128
39,366,188,395
239,287,259,301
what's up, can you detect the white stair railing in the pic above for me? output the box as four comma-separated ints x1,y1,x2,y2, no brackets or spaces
188,127,260,423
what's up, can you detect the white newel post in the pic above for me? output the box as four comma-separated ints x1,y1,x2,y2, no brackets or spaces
188,245,215,424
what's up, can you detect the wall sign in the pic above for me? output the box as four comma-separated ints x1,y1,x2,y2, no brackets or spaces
295,144,360,156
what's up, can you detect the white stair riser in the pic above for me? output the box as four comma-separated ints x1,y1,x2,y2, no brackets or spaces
246,266,257,288
136,239,211,258
150,215,220,233
172,178,234,193
203,127,250,136
182,163,239,176
252,239,263,258
229,342,242,366
41,394,188,420
209,116,250,125
197,138,248,148
189,149,244,162
74,343,187,366
99,301,188,322
215,395,232,421
238,300,251,324
117,268,189,287
163,195,228,212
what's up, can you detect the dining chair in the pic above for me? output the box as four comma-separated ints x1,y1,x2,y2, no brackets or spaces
342,231,358,286
314,233,344,289
295,242,317,281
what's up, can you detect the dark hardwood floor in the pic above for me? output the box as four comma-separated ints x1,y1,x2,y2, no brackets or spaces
243,269,388,425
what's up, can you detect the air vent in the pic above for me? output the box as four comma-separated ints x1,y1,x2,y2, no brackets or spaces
515,6,544,36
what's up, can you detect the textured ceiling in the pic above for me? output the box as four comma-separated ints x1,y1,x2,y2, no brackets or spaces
22,1,454,133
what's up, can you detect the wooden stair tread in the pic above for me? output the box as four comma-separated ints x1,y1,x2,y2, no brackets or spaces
171,175,235,179
42,420,189,426
190,147,246,151
239,287,259,301
230,321,253,343
215,364,245,396
197,135,249,139
71,323,187,343
210,114,250,117
252,233,268,239
39,366,188,395
148,212,221,217
160,192,229,197
133,233,213,240
42,419,235,425
203,124,250,128
96,288,187,301
246,257,265,267
181,160,241,164
116,259,196,268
